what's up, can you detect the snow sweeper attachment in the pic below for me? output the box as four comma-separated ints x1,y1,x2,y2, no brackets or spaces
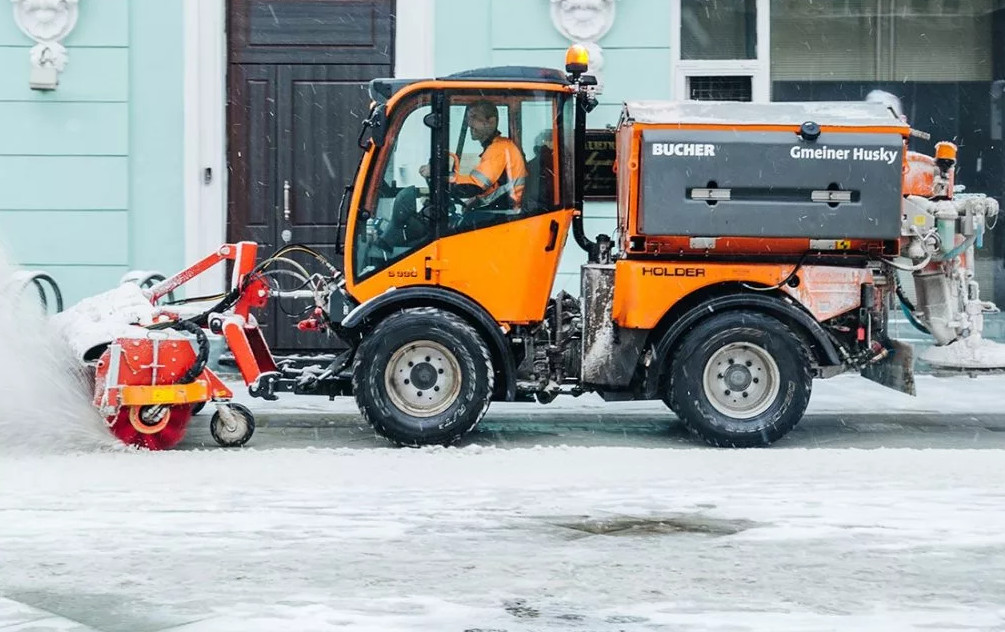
56,242,279,450
90,320,246,451
61,240,349,450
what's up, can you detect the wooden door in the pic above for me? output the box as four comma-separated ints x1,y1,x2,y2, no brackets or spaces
227,0,394,352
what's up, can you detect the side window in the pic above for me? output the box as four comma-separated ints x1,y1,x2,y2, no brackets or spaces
353,99,434,280
442,93,561,236
521,100,560,212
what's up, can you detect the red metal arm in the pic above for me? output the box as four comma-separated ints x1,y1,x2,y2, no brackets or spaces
148,242,260,304
144,241,275,386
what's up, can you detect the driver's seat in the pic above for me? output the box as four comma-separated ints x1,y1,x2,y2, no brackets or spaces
522,143,555,214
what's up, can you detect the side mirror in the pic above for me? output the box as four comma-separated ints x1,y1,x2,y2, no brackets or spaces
358,104,388,148
423,111,442,129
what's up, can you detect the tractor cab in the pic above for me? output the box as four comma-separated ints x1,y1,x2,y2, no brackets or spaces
343,63,591,325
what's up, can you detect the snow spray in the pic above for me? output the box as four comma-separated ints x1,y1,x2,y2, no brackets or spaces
0,253,119,454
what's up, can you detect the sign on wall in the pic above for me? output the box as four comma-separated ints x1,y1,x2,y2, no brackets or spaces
584,129,617,200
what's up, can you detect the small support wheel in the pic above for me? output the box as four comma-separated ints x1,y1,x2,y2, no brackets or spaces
210,402,255,448
535,391,558,404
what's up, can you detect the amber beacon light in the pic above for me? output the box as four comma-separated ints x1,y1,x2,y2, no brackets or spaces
565,44,589,77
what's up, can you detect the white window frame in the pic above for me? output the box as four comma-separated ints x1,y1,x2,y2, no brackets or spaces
670,0,771,102
182,0,433,295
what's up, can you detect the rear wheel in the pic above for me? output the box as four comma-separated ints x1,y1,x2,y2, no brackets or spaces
668,311,812,447
353,307,494,446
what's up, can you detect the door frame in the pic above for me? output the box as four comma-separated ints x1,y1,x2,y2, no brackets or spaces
182,0,431,295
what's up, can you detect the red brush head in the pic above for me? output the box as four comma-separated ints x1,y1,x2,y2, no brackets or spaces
106,405,193,450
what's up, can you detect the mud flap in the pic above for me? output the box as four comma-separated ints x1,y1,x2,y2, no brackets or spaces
861,338,916,396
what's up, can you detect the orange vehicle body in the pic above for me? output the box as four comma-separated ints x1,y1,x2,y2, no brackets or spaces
346,79,911,336
348,209,574,326
611,261,873,330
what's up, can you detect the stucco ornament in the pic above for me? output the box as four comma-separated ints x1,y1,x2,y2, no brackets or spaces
11,0,79,73
549,0,614,83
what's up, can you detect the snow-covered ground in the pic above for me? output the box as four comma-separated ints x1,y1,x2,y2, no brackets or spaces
2,447,1005,631
3,259,1005,630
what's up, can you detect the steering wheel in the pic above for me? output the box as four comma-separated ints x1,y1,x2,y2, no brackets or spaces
420,154,470,226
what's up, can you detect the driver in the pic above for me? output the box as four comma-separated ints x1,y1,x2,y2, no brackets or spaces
421,100,527,211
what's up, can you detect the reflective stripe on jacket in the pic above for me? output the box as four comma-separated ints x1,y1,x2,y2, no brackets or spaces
452,134,527,210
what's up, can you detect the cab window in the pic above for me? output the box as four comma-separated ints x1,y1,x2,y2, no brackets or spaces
441,92,566,236
352,96,434,281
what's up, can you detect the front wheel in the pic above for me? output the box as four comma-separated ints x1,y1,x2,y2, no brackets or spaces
668,311,812,447
210,403,255,447
353,307,494,446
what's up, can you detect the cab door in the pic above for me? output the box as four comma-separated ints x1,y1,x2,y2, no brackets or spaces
431,90,576,325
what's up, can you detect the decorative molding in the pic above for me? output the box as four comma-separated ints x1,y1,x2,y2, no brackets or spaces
549,0,615,43
549,0,614,83
11,0,79,88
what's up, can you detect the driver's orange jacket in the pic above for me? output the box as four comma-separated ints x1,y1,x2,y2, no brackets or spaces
452,133,527,210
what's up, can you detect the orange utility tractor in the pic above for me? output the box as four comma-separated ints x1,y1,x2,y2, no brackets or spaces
87,45,1004,448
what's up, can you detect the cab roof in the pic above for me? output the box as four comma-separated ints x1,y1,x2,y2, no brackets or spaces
370,66,569,102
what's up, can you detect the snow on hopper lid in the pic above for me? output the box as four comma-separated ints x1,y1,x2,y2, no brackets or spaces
622,101,910,129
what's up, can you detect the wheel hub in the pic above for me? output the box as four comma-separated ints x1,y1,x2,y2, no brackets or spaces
409,362,439,390
385,341,462,418
723,365,753,391
702,342,781,420
129,405,171,435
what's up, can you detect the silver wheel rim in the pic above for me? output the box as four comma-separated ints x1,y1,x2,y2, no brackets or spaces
384,340,462,418
215,407,248,443
702,342,780,420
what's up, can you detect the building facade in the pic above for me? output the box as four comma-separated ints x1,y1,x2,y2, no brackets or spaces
4,0,1005,344
1,0,186,304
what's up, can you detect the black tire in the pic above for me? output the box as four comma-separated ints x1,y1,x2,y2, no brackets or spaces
353,307,494,446
191,401,206,415
662,391,680,417
668,311,812,447
210,402,255,447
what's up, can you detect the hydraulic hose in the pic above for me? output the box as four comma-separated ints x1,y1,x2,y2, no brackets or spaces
572,91,598,261
572,213,596,258
934,233,978,262
167,319,210,384
899,301,931,335
895,278,931,335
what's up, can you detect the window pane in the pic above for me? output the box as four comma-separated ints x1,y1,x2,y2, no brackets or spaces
689,75,753,101
353,100,433,280
441,92,562,236
769,0,1005,336
771,0,996,82
521,100,560,211
681,0,757,60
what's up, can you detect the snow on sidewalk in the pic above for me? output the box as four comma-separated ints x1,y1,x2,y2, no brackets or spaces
2,447,1004,630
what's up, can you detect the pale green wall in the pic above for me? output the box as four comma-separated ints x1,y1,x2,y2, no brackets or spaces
0,0,184,305
127,0,185,281
435,0,672,295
